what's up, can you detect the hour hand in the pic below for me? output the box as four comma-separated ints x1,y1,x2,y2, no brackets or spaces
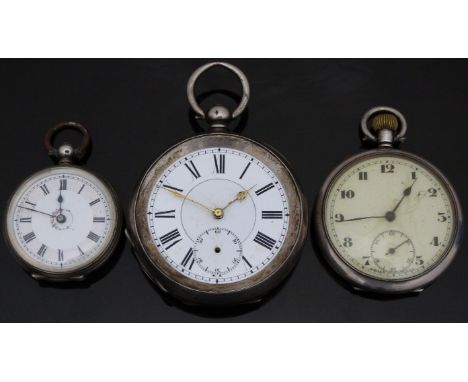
58,189,64,213
391,177,417,214
221,184,256,211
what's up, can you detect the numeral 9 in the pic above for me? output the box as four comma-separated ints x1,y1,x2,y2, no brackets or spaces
334,214,344,222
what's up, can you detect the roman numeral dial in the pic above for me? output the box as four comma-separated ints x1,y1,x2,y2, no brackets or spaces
147,147,290,285
9,170,118,273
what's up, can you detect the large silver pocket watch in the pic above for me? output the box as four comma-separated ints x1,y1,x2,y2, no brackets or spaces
127,62,308,306
315,106,463,294
4,122,123,282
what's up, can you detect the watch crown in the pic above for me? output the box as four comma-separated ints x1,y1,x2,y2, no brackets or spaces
371,113,399,132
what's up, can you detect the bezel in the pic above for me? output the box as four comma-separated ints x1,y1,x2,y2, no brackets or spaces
128,133,308,306
314,148,463,294
3,165,123,281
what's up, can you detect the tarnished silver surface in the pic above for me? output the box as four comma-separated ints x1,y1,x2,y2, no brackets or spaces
187,62,250,121
314,148,463,294
128,133,308,306
44,121,91,164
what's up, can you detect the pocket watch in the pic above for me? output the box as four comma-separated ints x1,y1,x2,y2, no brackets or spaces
315,106,463,294
4,122,122,282
127,62,308,306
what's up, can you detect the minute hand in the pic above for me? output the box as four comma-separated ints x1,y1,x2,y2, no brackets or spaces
337,215,386,222
17,205,55,218
164,188,215,213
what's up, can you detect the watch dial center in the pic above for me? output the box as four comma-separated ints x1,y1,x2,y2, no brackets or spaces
214,246,221,254
385,211,396,222
51,209,74,231
56,214,66,224
213,208,224,219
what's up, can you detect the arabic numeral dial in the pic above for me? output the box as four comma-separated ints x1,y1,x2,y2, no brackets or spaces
324,155,456,281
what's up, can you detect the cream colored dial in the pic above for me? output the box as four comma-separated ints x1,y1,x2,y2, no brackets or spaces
324,154,456,280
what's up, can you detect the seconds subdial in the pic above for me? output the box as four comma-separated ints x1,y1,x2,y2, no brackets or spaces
193,227,243,278
370,230,416,274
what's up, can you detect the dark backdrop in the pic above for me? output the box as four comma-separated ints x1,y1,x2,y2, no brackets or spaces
0,59,467,322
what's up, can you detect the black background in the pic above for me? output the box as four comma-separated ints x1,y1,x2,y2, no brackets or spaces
0,59,467,322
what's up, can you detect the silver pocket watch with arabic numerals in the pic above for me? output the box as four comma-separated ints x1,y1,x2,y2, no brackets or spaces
4,122,122,282
127,62,308,306
315,106,463,294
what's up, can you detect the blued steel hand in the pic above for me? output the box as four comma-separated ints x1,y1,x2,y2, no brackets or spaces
18,205,55,218
336,215,386,223
58,188,64,214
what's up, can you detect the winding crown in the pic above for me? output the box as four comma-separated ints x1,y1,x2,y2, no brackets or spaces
371,113,399,131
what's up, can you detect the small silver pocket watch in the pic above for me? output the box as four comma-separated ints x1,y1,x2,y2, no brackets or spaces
4,122,122,281
128,62,308,306
315,106,463,294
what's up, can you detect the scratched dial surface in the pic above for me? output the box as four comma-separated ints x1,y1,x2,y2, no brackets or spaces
6,167,118,273
324,154,456,280
146,147,290,284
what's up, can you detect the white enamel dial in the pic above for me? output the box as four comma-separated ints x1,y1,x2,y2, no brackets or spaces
146,147,290,284
6,167,118,274
324,154,456,280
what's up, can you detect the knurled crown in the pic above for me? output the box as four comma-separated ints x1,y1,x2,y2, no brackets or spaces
371,113,399,131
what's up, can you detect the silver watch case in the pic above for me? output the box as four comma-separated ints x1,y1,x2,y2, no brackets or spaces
127,133,309,306
314,148,463,294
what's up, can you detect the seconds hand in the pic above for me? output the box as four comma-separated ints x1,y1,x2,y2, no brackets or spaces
386,239,410,256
